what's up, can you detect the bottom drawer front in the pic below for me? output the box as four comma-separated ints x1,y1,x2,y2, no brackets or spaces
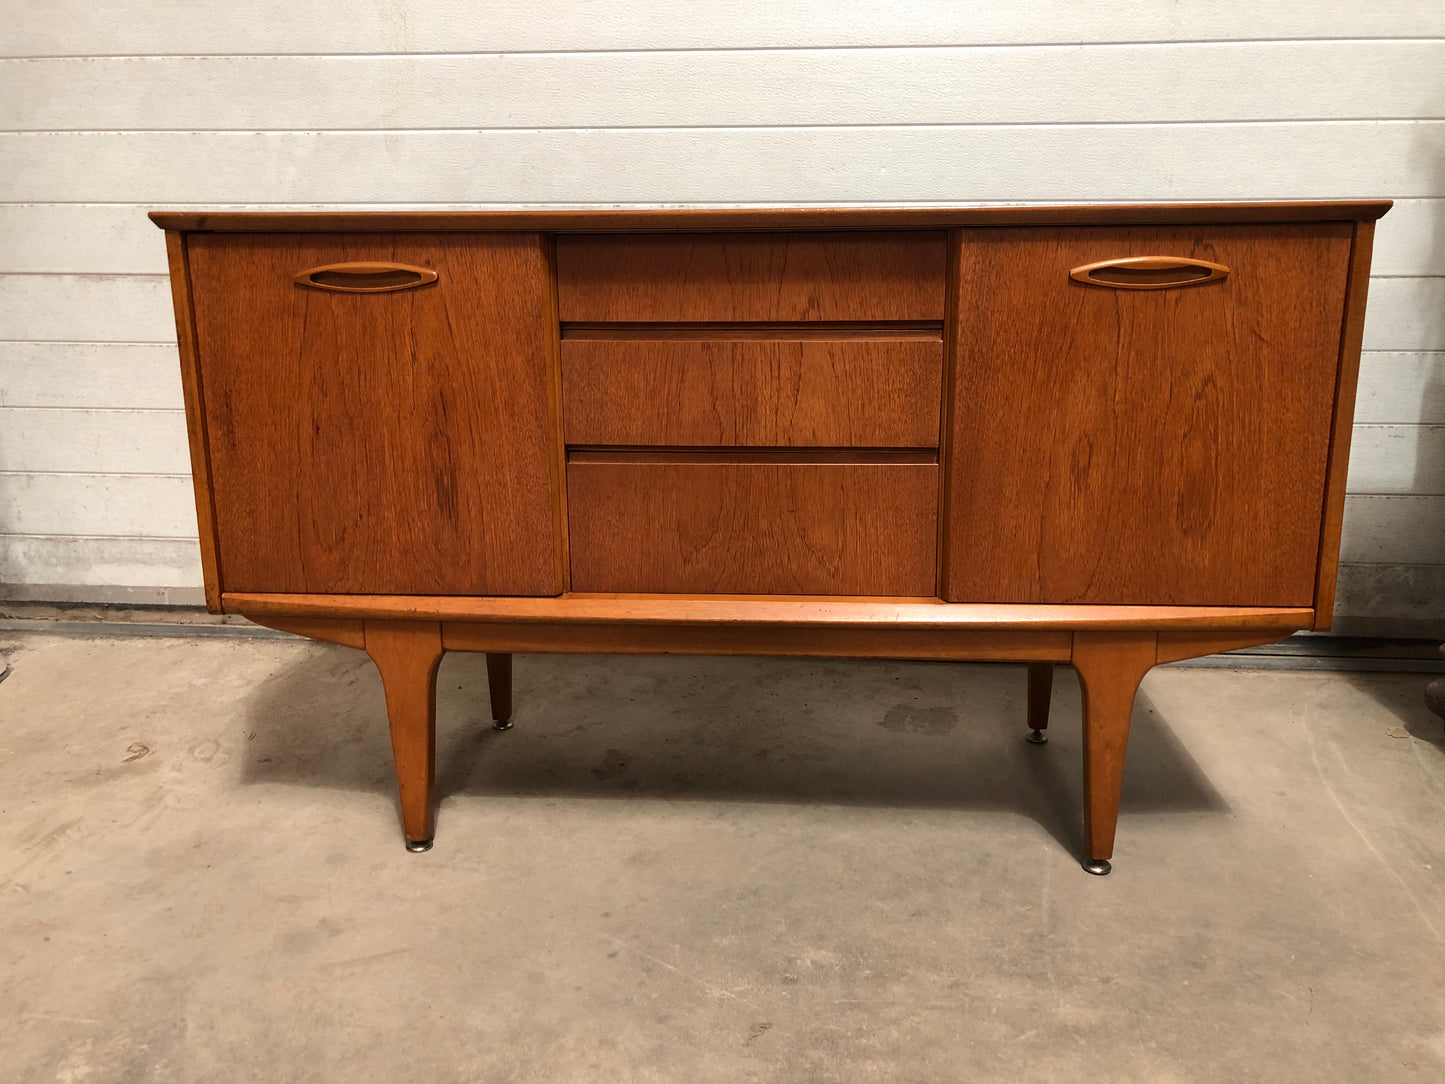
567,457,938,595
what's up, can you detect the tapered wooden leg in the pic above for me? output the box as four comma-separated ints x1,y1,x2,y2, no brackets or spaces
1026,662,1054,743
1071,631,1157,875
486,652,513,730
364,620,444,851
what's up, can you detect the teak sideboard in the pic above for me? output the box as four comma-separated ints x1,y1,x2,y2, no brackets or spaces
152,201,1389,874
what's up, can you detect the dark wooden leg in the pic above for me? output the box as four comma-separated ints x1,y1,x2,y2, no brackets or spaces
364,620,444,852
486,652,513,731
1071,631,1157,875
1026,662,1053,743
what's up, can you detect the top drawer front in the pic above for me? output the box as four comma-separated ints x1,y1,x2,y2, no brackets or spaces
556,232,948,322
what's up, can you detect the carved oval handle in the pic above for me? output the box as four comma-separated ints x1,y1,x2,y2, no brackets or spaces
1069,256,1229,290
293,262,439,293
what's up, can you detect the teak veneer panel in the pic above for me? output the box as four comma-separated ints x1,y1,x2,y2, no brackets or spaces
164,232,223,611
560,337,943,447
567,458,939,595
555,232,947,321
186,232,561,596
1311,220,1377,630
944,223,1353,607
440,621,1073,661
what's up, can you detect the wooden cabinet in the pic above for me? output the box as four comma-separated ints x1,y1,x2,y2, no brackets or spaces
154,201,1387,874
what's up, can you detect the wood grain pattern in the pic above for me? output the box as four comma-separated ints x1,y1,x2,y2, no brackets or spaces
1072,630,1157,863
163,231,223,612
226,591,1316,631
944,223,1353,606
443,621,1070,661
567,458,938,595
1312,220,1377,630
186,231,561,596
364,619,444,846
560,337,943,447
937,229,964,597
555,232,947,322
541,235,571,592
150,202,1393,233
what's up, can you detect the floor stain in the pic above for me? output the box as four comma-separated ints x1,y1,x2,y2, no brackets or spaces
880,704,958,735
591,749,631,781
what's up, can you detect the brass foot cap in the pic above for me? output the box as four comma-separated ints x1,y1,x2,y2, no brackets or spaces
1025,729,1048,744
1082,858,1111,876
405,838,434,853
493,718,514,732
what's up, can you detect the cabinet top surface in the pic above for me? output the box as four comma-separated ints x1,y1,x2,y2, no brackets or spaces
150,200,1391,233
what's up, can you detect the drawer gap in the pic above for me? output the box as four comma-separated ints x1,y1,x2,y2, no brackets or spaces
562,321,943,341
568,448,938,465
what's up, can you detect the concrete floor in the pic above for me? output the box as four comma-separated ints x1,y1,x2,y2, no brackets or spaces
1,630,1442,1083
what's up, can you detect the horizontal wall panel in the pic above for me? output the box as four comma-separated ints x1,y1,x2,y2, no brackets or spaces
0,533,201,587
1372,199,1445,277
0,407,190,473
1332,562,1445,631
1338,495,1445,566
0,342,183,408
2,124,1435,205
0,472,197,536
1361,278,1445,352
3,200,1439,277
5,43,1443,131
1345,424,1445,496
0,273,174,342
0,203,170,274
7,2,1443,57
1354,351,1445,424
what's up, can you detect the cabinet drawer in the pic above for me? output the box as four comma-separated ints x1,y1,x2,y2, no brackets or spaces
555,232,947,322
567,454,939,595
560,334,943,447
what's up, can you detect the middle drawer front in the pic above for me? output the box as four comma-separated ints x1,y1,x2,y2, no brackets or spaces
561,335,943,447
568,454,939,596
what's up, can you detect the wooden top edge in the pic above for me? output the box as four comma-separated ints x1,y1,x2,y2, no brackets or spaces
150,201,1393,232
224,592,1314,631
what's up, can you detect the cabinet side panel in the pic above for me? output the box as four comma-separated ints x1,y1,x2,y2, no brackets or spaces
944,223,1353,606
188,232,561,596
164,230,224,611
1312,221,1377,629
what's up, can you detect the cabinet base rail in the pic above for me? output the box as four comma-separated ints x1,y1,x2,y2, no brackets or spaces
242,598,1305,874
